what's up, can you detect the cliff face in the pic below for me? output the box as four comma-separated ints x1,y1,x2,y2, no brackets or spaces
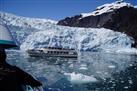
58,6,137,47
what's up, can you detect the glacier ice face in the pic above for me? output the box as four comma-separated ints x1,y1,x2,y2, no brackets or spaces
0,12,57,30
1,12,137,53
0,12,58,45
20,26,135,53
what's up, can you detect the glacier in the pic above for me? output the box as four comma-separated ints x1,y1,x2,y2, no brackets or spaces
1,12,137,54
20,26,137,53
0,12,57,30
0,12,57,45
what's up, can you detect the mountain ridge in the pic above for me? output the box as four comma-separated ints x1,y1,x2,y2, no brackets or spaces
81,0,132,17
57,1,137,47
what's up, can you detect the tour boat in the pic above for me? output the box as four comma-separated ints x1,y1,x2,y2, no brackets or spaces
27,47,78,58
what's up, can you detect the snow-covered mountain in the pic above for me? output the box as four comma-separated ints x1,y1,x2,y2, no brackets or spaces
58,0,135,22
81,0,132,17
58,0,135,26
57,1,137,47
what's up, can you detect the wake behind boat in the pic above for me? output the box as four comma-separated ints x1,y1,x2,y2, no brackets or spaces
27,47,78,58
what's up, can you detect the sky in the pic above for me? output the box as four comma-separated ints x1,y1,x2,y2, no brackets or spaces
0,0,137,20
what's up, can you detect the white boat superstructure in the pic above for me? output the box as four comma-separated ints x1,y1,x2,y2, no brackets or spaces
0,24,17,48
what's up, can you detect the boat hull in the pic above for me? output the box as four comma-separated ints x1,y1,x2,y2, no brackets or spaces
28,53,78,58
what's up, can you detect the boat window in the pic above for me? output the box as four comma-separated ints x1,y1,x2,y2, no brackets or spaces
53,51,56,54
63,52,68,54
50,51,52,54
69,52,74,55
73,52,77,54
47,51,50,54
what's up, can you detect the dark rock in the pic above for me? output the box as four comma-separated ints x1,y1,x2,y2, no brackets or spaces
58,15,82,26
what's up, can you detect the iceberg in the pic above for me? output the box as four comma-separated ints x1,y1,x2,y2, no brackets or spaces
64,72,97,84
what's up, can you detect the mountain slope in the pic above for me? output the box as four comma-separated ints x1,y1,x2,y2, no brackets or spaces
57,1,137,47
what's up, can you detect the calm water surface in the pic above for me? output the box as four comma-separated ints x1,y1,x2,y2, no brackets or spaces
7,50,137,91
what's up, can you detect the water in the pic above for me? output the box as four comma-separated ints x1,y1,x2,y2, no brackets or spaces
6,50,137,91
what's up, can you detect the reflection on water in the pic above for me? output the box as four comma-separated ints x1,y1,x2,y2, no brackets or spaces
7,50,137,91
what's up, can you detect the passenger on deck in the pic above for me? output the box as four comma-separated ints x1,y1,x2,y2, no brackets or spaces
0,48,42,91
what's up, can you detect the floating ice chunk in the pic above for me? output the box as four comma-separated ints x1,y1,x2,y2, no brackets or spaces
128,79,133,84
79,64,88,70
116,48,137,54
64,72,97,84
79,67,88,70
124,86,129,89
69,64,74,68
108,65,116,68
129,64,133,67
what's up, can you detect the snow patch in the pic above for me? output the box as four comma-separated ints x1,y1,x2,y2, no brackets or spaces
108,65,116,69
79,64,88,70
81,1,132,18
